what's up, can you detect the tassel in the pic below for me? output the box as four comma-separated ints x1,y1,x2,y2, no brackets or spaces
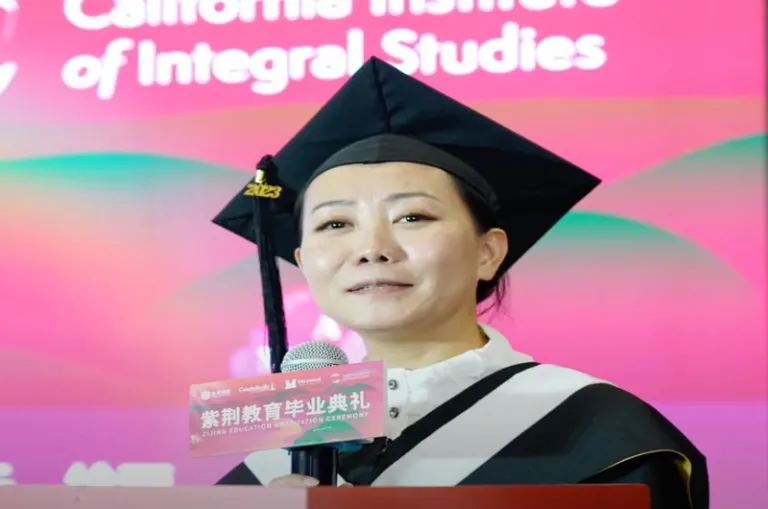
251,155,288,373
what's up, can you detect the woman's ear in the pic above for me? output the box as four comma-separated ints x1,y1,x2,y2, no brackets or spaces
294,248,303,269
477,228,508,282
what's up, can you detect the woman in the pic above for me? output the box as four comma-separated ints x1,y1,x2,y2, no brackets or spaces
212,57,708,509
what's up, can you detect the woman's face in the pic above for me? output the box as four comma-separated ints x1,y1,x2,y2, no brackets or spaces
295,162,507,334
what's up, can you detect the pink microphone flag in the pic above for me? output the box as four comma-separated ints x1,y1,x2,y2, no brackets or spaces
189,361,386,458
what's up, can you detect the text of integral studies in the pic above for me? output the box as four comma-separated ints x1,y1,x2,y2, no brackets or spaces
61,24,607,100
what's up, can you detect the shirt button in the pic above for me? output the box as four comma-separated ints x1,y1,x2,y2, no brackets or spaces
389,407,400,418
388,379,398,390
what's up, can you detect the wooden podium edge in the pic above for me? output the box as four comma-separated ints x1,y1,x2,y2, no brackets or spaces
307,484,651,509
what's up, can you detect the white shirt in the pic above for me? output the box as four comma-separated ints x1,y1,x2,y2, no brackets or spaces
383,324,534,440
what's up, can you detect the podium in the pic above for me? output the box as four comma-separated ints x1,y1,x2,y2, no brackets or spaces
0,484,650,509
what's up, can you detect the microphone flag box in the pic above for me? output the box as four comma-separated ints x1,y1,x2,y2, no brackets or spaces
189,361,386,458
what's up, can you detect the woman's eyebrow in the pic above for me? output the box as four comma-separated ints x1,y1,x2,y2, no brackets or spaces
384,192,440,203
310,199,355,214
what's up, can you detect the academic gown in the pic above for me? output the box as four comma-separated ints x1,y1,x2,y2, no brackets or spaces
216,327,708,509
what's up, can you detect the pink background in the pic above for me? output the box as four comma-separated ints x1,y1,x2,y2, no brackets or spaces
0,1,765,507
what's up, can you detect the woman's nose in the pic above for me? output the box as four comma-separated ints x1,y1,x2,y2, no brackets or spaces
355,226,405,265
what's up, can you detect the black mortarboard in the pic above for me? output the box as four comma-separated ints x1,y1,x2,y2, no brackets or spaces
213,56,600,373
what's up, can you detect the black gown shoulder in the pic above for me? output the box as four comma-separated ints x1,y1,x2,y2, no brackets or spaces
216,363,708,509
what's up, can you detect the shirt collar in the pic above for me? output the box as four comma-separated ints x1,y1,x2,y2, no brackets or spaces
385,324,533,386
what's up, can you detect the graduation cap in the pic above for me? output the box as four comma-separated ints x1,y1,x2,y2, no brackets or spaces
213,56,600,373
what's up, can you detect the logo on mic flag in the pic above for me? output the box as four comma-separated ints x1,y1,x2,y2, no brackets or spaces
189,361,386,458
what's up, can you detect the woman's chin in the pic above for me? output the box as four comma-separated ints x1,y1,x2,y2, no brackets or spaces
336,310,423,336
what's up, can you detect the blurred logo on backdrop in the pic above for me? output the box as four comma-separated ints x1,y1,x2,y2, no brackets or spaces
0,0,18,96
0,462,16,485
62,462,175,487
229,286,367,378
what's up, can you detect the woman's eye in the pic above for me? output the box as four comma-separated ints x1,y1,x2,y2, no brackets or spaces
316,220,348,231
398,214,431,223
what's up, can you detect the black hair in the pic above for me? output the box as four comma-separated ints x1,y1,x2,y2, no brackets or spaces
293,176,508,312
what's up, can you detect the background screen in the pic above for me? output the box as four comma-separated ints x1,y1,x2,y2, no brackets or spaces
0,1,765,507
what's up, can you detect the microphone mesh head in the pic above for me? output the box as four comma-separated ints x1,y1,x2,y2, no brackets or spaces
280,341,349,373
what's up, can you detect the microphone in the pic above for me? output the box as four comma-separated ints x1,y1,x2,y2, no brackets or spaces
280,341,349,486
